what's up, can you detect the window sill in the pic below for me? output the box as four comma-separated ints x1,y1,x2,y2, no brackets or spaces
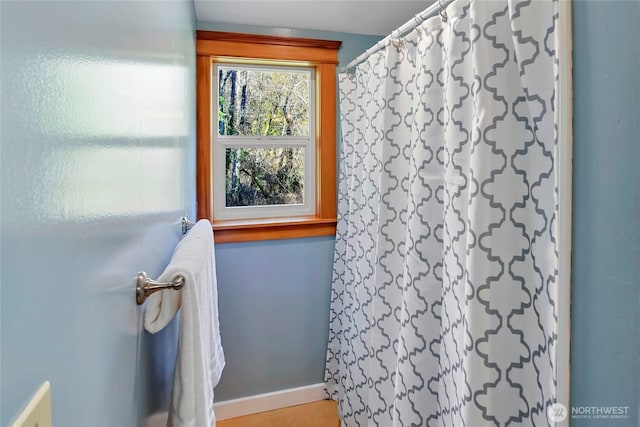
211,216,337,244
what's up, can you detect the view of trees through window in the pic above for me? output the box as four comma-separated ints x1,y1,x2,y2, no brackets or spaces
217,65,310,208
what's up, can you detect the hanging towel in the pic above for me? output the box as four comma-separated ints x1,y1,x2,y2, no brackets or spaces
144,219,225,427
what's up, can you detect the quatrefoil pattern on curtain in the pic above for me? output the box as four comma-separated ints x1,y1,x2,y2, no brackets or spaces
325,0,560,426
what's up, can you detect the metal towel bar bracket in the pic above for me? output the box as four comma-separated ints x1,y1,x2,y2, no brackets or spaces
136,217,193,305
136,271,185,305
181,217,195,234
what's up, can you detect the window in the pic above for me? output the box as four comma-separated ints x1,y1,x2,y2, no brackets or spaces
196,31,341,243
214,64,315,220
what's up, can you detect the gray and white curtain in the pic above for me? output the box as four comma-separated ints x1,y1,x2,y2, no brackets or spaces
325,0,560,426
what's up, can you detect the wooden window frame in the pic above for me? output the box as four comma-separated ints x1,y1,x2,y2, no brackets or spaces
196,31,341,244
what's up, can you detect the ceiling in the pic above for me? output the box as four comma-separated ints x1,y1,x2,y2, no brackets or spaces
194,1,436,36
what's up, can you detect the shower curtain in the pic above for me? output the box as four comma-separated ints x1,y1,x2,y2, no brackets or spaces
325,0,559,426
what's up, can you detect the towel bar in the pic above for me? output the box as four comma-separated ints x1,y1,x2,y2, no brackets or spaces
136,271,185,305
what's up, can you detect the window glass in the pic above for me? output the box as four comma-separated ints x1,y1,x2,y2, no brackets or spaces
224,147,305,208
217,66,311,137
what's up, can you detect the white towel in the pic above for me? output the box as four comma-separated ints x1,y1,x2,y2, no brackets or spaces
144,219,225,427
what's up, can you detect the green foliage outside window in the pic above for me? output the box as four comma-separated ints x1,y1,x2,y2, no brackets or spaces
218,66,309,207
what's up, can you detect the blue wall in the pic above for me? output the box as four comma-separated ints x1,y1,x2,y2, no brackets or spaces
4,2,635,424
215,237,336,399
197,21,381,401
0,1,196,425
571,1,640,426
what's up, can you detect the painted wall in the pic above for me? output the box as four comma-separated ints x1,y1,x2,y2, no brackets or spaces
0,1,195,425
571,1,640,426
197,21,381,401
0,0,635,423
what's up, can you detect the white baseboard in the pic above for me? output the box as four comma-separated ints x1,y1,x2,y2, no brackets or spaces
145,383,327,424
214,383,327,420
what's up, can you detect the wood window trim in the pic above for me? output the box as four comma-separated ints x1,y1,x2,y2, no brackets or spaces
196,31,341,244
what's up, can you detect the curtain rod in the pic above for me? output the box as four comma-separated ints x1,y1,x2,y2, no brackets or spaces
341,0,455,72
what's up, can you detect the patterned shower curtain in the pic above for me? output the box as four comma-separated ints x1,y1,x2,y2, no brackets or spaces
325,0,560,426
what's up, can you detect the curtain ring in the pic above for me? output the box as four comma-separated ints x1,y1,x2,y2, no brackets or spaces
375,39,386,58
414,14,422,34
439,0,448,22
392,30,407,49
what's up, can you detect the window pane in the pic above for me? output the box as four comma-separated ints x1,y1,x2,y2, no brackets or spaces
217,66,310,137
225,147,305,207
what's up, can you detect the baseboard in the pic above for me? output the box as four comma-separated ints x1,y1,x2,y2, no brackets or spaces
145,383,327,424
214,383,327,420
